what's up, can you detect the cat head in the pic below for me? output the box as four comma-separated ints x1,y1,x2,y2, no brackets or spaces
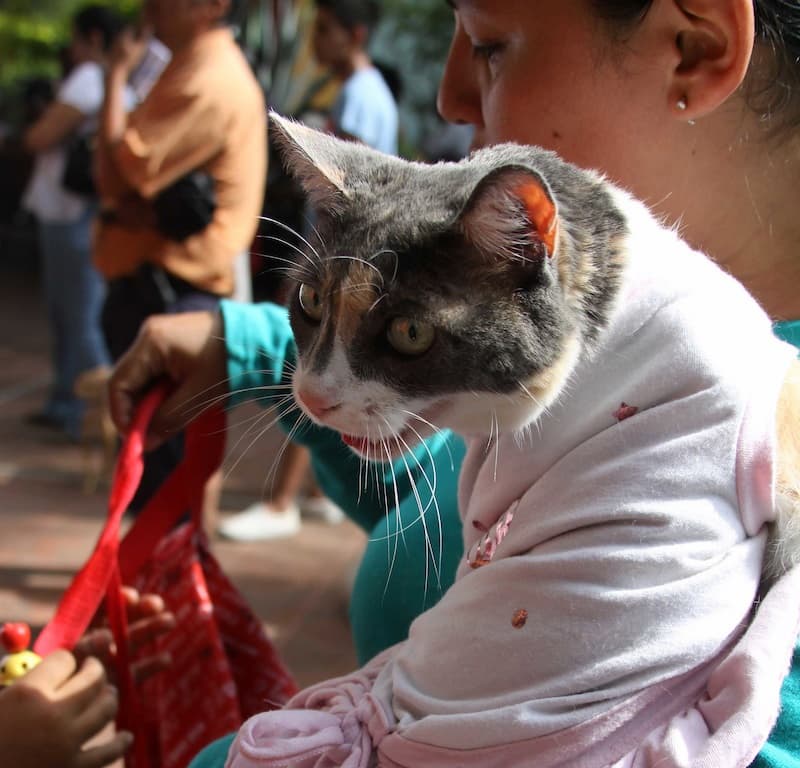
269,112,626,461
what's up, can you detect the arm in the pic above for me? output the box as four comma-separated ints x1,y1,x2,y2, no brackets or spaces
95,29,147,199
23,102,85,154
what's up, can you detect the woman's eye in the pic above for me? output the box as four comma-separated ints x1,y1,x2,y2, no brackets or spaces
471,41,505,68
298,284,323,321
387,318,435,356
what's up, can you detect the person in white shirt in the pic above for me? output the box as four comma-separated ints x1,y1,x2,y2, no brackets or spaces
23,5,126,440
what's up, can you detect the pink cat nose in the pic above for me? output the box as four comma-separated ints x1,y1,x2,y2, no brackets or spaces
296,389,342,421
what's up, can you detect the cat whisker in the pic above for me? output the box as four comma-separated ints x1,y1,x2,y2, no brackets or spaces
332,281,382,298
263,409,310,502
221,399,299,484
403,422,444,579
490,411,501,480
217,400,299,485
492,411,500,483
259,215,324,265
257,235,318,273
392,433,440,604
367,292,388,315
399,409,454,470
248,249,317,284
385,420,442,599
179,381,291,424
302,213,327,259
225,393,295,452
369,248,399,285
375,423,402,595
329,254,385,283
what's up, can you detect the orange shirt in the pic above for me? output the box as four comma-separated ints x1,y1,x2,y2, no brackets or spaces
94,28,266,296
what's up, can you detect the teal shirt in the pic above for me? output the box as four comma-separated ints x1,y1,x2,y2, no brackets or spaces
190,309,800,768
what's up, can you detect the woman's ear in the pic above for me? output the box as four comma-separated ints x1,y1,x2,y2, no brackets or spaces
666,0,755,119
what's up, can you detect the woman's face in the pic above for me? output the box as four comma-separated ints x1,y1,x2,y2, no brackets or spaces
437,0,677,202
69,28,101,66
312,8,356,70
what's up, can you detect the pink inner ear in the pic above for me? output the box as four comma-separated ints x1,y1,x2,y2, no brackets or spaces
516,181,558,256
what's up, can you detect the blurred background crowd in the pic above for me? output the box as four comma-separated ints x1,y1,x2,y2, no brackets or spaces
0,0,472,540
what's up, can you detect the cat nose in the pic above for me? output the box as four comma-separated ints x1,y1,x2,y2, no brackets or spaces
296,389,342,421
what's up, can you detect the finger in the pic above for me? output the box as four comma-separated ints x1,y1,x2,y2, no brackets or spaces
132,651,172,685
76,730,133,768
21,649,77,691
121,588,164,623
73,629,115,668
73,684,119,744
56,657,107,709
128,612,176,655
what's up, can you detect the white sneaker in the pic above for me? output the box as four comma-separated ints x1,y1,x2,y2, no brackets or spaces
300,496,345,525
217,502,301,541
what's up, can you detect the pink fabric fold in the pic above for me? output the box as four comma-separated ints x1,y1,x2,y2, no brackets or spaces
226,651,393,768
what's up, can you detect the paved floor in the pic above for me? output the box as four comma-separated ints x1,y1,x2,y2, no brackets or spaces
0,268,364,692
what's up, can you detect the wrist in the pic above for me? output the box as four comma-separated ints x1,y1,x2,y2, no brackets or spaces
107,65,130,85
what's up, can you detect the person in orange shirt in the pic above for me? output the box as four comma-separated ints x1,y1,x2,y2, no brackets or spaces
95,0,266,509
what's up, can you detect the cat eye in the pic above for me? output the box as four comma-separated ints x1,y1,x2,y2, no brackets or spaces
298,283,323,321
386,318,435,356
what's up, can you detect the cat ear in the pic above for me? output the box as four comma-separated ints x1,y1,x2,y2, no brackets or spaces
269,111,350,212
459,166,559,261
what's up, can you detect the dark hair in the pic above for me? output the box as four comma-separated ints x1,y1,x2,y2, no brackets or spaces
374,60,403,102
592,0,800,131
314,0,380,33
72,4,124,52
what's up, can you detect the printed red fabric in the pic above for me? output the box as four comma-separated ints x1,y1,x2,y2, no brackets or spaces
130,524,297,768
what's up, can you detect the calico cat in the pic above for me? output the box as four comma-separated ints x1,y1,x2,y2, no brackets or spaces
227,113,800,767
282,119,628,455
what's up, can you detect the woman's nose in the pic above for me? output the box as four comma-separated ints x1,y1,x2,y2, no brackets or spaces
437,18,483,129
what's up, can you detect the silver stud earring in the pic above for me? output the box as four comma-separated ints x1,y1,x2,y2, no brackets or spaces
677,97,688,111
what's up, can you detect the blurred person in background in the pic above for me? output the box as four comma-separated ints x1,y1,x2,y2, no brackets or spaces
22,5,125,441
94,0,266,513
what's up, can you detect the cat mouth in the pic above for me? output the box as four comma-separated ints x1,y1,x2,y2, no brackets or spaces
341,426,419,461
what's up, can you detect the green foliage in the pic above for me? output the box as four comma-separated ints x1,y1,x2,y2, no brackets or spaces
0,0,137,89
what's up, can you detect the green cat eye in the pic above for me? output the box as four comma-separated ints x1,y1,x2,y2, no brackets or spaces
298,283,323,321
387,318,435,356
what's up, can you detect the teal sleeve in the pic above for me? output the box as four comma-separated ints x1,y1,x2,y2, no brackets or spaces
222,299,295,408
752,324,800,766
187,734,235,768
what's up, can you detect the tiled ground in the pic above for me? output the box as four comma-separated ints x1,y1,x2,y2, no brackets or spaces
0,268,365,691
